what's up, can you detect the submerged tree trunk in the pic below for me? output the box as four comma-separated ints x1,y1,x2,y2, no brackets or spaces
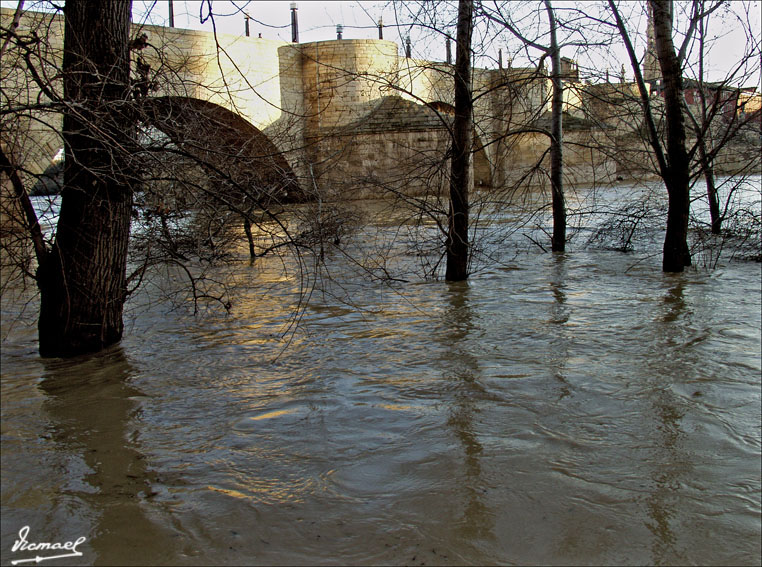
700,143,721,233
545,0,566,252
651,0,692,272
243,215,256,259
37,0,134,356
445,0,474,282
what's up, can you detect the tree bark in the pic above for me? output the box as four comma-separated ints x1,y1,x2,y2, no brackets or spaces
545,0,566,252
651,0,692,272
445,0,474,282
37,0,135,356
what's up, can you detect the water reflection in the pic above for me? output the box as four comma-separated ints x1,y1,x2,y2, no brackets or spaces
549,254,572,400
440,282,493,541
661,278,688,324
39,347,179,565
644,277,693,566
646,394,687,567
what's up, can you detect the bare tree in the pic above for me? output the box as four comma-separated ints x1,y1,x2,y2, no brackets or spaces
608,0,695,271
0,2,333,355
446,0,474,281
3,0,137,356
683,0,761,235
478,0,571,252
607,0,760,271
649,0,692,271
545,0,566,252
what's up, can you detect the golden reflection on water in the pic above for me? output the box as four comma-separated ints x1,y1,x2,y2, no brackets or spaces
247,408,298,421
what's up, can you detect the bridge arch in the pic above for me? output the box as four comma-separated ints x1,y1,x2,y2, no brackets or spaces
141,96,303,202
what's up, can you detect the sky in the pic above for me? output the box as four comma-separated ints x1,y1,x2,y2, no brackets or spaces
138,0,762,86
3,0,760,86
132,1,394,43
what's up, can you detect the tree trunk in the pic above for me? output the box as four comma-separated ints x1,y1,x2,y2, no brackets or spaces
651,0,692,272
37,0,134,356
445,0,473,282
545,0,566,253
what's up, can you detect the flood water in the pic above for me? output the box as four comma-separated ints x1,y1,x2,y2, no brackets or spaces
1,184,761,565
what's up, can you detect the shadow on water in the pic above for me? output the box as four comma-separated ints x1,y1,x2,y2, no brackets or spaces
439,281,494,543
38,347,180,566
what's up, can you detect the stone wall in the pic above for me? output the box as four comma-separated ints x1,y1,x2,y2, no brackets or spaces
299,39,400,132
295,39,555,198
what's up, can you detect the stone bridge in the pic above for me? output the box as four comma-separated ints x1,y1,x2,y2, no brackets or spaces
1,7,613,205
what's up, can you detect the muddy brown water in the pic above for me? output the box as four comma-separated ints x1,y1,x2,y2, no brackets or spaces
1,187,760,565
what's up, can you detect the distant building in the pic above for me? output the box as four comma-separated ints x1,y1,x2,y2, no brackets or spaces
642,0,664,91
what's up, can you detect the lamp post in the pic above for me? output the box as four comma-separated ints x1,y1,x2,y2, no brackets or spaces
290,3,299,43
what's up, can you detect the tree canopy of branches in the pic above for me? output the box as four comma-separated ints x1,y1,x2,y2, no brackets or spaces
0,0,328,356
